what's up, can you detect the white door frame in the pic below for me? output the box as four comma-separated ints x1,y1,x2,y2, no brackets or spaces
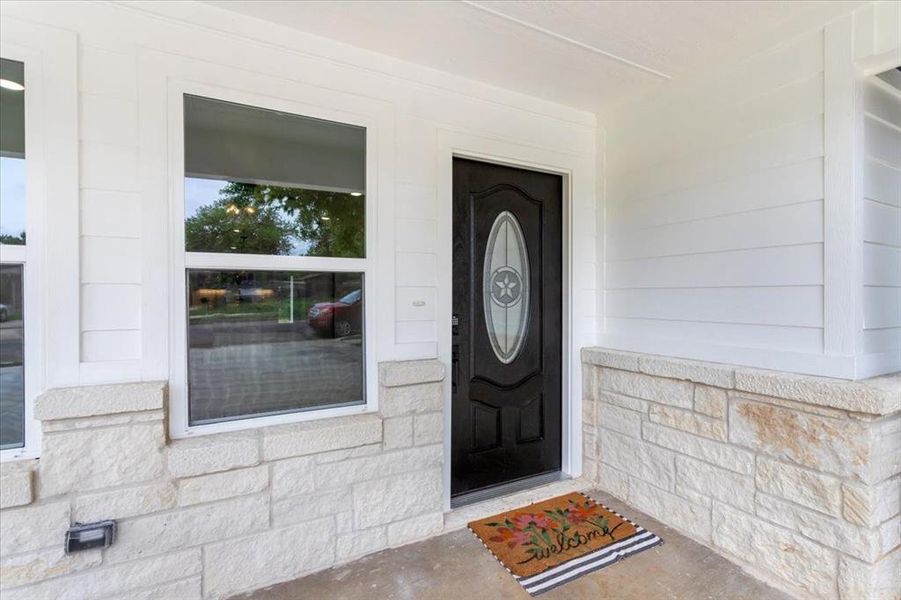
436,129,596,511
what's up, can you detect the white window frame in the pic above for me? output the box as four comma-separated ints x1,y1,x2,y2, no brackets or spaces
0,44,45,462
168,80,378,439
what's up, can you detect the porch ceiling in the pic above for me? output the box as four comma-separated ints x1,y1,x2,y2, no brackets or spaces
203,0,863,112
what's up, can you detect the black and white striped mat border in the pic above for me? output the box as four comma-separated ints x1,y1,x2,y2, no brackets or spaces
469,496,662,596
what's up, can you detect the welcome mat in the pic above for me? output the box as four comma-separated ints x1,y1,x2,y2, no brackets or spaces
468,492,662,595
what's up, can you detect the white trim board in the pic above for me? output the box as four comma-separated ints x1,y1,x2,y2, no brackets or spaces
0,18,79,461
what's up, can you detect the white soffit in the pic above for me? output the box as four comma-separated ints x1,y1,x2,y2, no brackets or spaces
202,0,864,112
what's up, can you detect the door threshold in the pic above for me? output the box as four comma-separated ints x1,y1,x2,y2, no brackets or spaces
451,471,563,509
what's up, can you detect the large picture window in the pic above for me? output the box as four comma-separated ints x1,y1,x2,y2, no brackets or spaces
177,93,370,431
0,58,27,451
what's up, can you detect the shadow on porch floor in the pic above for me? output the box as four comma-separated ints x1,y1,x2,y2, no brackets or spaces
238,491,790,600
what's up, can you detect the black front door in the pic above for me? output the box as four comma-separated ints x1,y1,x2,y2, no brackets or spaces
451,158,563,499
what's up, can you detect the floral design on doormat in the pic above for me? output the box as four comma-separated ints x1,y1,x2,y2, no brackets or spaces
484,496,629,564
469,491,662,589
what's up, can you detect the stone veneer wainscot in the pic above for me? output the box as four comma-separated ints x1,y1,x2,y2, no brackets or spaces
0,361,448,599
581,348,900,600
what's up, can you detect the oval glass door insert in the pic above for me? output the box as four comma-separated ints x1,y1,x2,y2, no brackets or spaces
483,210,530,364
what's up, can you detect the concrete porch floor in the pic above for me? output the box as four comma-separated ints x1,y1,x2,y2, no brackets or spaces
239,491,791,600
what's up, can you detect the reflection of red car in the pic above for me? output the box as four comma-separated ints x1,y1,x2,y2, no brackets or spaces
308,289,363,338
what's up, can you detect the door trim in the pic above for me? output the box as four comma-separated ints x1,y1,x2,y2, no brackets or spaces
437,131,585,512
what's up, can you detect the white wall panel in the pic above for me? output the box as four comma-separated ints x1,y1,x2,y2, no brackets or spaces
81,284,141,331
608,157,823,232
81,330,141,362
607,201,823,261
864,158,901,207
601,29,832,374
605,318,822,354
606,286,823,328
606,244,823,289
80,190,142,238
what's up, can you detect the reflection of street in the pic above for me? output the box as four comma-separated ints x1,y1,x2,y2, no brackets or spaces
0,365,24,449
0,319,24,364
188,318,364,424
0,319,24,448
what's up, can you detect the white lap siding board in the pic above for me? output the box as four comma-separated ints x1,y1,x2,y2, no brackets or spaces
601,30,828,370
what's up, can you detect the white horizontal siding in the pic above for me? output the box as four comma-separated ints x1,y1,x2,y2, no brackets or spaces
860,75,901,374
606,286,823,328
603,30,828,366
605,318,822,354
608,157,823,233
607,201,823,261
81,330,141,362
864,158,901,207
863,243,901,287
606,244,823,289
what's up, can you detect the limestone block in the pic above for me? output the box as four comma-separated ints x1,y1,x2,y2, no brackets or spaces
598,403,642,438
597,462,629,500
0,470,32,509
178,466,268,507
315,443,382,464
0,502,69,557
756,456,842,516
413,412,443,446
628,478,711,543
204,518,336,599
582,391,597,426
581,348,640,371
107,576,202,600
675,483,713,508
0,548,101,589
315,444,442,490
34,381,165,420
839,549,901,600
271,489,349,527
639,355,734,388
387,512,444,546
598,369,693,409
353,468,442,529
262,414,382,460
379,382,443,417
43,410,163,433
599,391,649,413
336,526,387,562
868,415,901,484
756,493,885,563
675,455,755,512
842,477,901,528
271,456,316,500
735,369,900,414
600,430,675,491
694,385,728,418
167,432,259,478
880,516,900,555
39,422,165,497
712,503,836,599
74,481,176,522
2,549,201,600
643,422,754,475
104,494,268,563
583,431,598,460
649,405,727,441
729,397,872,480
383,416,413,449
379,360,445,387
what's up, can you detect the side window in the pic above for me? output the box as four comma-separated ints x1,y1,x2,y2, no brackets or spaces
177,94,369,431
0,58,27,451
